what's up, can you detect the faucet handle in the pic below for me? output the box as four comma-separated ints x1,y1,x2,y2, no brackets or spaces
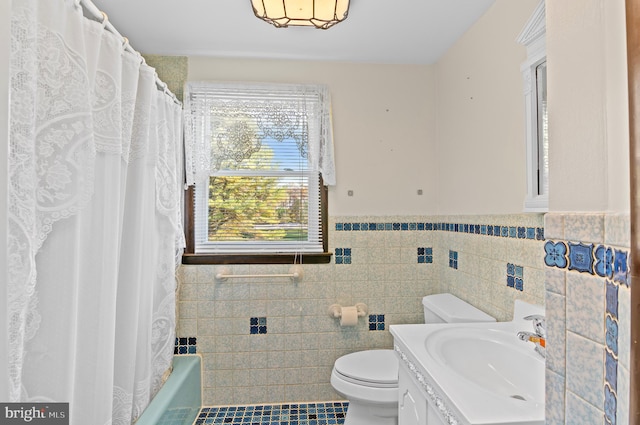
524,314,546,337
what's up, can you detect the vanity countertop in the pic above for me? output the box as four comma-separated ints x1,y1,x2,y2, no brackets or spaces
390,301,545,425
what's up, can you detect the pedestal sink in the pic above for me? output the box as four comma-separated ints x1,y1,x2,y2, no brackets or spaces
424,326,544,404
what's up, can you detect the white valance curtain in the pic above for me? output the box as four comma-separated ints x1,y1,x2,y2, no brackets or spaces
7,0,184,424
183,81,337,187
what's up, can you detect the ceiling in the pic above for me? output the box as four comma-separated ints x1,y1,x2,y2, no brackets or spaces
92,0,496,65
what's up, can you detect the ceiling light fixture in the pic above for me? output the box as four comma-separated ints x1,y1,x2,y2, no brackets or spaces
251,0,350,29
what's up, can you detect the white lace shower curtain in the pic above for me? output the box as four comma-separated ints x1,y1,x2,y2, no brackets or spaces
7,0,184,424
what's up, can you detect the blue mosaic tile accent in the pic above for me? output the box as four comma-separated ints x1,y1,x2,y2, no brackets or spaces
596,245,615,279
544,241,568,268
335,248,352,265
417,247,433,264
614,249,629,286
334,221,545,240
604,308,619,425
544,238,628,424
369,314,385,331
567,242,594,274
449,250,458,269
506,263,524,291
250,317,267,334
605,349,618,390
174,337,197,355
546,240,629,284
605,384,617,425
605,315,619,357
606,280,619,319
604,316,619,425
195,402,348,425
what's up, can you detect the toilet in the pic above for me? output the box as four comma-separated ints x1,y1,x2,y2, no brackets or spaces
330,293,496,425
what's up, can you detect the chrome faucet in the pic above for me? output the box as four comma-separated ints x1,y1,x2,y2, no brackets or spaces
517,314,546,358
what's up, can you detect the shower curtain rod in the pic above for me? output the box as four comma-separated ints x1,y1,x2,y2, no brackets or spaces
77,0,181,106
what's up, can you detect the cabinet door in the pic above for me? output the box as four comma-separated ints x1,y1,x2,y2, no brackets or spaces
398,366,428,425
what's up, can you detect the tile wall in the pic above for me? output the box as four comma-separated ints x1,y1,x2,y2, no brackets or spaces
435,214,545,321
141,55,188,101
177,213,546,406
543,213,630,425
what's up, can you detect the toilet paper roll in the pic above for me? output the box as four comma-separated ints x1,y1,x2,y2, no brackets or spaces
340,306,359,326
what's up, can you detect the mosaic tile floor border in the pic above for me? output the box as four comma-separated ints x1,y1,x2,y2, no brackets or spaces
195,402,348,425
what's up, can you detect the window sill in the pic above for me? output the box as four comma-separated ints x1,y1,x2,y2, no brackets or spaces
181,252,333,265
523,194,549,213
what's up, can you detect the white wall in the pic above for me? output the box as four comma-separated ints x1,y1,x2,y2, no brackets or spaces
547,0,629,213
604,1,630,213
1,0,10,402
188,58,438,217
187,1,543,218
434,0,540,215
544,2,630,423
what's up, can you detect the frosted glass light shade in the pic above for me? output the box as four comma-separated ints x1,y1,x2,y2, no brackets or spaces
251,0,350,29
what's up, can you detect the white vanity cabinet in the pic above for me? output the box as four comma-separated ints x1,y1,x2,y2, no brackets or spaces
397,360,447,425
398,365,427,425
392,302,546,425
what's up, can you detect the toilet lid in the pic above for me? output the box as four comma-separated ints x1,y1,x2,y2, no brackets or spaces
334,349,398,386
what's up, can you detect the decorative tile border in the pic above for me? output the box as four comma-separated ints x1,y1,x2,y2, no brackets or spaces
605,279,619,425
544,241,629,286
174,337,197,355
395,345,462,425
543,239,628,425
195,402,348,425
335,221,544,240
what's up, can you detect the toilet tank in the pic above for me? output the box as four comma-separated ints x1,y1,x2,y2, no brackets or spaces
422,293,496,323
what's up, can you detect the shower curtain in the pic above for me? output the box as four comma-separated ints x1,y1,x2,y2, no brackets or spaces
7,0,184,424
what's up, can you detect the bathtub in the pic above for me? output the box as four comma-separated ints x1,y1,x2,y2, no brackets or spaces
135,355,202,425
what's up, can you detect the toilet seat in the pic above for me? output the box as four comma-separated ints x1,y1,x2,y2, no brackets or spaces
333,349,398,388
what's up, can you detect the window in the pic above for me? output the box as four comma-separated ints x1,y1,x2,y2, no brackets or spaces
535,61,548,199
183,82,335,264
518,0,548,212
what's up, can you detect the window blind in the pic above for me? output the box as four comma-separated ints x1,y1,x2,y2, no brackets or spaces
186,82,329,254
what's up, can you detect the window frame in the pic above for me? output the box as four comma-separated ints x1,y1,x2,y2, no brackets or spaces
182,180,331,264
518,0,548,212
182,81,332,264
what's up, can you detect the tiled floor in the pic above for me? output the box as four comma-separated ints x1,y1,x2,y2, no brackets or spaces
194,402,348,425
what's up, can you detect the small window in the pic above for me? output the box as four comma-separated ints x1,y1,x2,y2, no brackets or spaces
183,82,335,264
535,61,548,198
518,0,547,211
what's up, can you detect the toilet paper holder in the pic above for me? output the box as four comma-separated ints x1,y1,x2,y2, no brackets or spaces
328,303,368,319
